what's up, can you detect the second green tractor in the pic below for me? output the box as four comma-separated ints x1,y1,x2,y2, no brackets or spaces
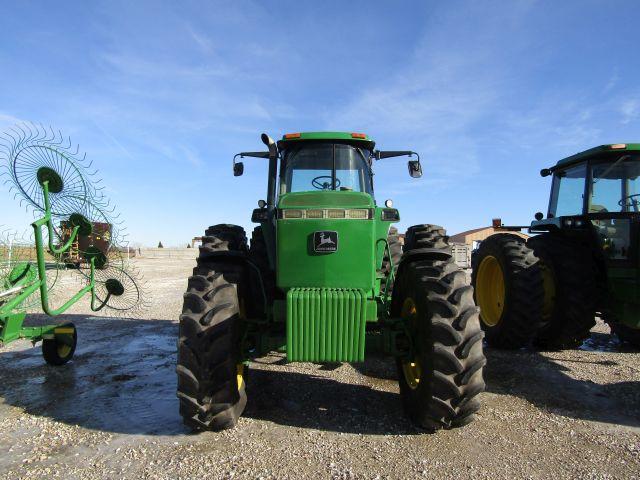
177,132,486,432
472,143,640,350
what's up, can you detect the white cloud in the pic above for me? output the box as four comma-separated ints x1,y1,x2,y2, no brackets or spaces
326,3,539,180
0,112,26,130
604,69,619,93
620,99,639,124
186,24,215,54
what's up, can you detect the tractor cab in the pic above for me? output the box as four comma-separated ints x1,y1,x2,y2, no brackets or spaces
535,144,640,265
278,136,374,195
234,132,422,292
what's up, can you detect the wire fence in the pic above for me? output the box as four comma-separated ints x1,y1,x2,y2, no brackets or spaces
136,248,198,259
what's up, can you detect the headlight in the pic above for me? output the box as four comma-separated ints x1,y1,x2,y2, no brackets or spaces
282,209,303,219
278,208,373,219
382,209,400,221
251,208,269,222
346,209,369,219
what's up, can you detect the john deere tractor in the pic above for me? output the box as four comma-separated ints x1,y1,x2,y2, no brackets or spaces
472,143,640,350
177,132,485,431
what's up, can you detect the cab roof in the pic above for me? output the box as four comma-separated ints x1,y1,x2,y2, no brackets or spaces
277,131,375,150
553,143,640,170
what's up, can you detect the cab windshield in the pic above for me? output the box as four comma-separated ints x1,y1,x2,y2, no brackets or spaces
548,153,640,216
280,143,373,195
590,153,640,213
549,163,587,217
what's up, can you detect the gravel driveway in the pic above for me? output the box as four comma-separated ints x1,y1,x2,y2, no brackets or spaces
0,258,638,479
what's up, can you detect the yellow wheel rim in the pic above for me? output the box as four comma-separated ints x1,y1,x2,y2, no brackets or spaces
400,297,422,390
54,326,74,359
57,343,72,358
540,261,556,320
236,363,245,390
237,299,246,391
402,361,422,390
476,255,505,327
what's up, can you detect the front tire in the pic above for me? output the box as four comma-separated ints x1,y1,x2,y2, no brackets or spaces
393,227,485,431
177,224,248,431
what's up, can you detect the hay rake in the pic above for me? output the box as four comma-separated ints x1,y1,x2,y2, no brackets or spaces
0,123,144,365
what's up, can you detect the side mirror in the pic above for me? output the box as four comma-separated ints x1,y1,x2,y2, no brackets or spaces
540,168,551,177
233,162,244,177
408,160,422,178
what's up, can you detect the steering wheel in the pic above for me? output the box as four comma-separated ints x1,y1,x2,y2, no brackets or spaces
312,175,341,190
618,194,640,209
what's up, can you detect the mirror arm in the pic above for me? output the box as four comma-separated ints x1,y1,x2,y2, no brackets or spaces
238,151,270,159
233,151,270,168
375,150,419,161
233,151,271,176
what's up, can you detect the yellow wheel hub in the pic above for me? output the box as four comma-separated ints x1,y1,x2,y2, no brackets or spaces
400,297,422,390
237,300,246,391
540,262,556,320
476,255,505,327
236,363,245,390
57,343,72,358
402,361,422,390
54,327,74,359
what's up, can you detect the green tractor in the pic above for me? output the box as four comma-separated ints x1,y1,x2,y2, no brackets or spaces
472,143,640,349
177,132,486,431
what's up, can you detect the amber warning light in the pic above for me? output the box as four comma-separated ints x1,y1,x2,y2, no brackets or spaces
492,218,502,228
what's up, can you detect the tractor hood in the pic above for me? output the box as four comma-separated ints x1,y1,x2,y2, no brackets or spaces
278,191,374,209
276,191,377,290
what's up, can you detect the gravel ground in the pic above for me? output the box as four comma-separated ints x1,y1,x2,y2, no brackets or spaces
0,257,639,479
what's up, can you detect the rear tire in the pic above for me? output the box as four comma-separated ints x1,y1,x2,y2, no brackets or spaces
611,323,640,348
528,234,596,350
471,233,544,349
177,225,248,431
248,226,275,316
381,226,402,295
201,224,247,255
404,224,449,251
393,228,485,431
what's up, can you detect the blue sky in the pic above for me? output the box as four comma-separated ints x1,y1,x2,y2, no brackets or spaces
0,0,638,246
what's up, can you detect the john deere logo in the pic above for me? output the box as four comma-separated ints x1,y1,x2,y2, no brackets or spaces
314,231,338,253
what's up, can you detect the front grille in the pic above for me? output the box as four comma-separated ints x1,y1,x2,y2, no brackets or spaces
286,288,367,362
